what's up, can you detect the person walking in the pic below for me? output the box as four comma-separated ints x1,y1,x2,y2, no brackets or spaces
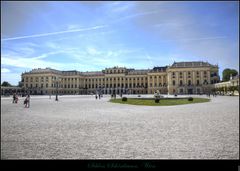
15,94,18,103
95,94,98,100
98,93,101,99
24,94,30,108
12,93,16,103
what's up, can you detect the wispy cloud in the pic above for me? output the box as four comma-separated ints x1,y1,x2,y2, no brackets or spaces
2,25,107,41
113,10,160,23
144,51,154,67
110,2,135,13
164,36,228,42
1,68,11,73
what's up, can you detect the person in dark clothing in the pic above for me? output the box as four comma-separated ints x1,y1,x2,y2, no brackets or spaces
12,93,16,103
24,94,30,108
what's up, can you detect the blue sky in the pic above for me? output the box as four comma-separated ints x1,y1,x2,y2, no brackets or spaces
1,1,239,85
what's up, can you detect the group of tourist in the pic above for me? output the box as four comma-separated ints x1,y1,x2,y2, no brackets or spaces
206,92,217,98
95,93,102,99
12,93,30,108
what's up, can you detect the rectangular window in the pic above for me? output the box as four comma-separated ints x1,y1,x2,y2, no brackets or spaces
173,81,175,86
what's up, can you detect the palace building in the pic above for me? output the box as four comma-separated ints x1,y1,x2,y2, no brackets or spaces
21,61,220,95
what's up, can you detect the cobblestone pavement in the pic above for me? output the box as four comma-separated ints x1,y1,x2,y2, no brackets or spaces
1,95,239,159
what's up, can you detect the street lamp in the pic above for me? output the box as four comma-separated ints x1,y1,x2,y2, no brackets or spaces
54,77,61,101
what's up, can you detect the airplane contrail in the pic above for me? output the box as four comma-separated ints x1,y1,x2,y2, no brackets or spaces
2,25,107,41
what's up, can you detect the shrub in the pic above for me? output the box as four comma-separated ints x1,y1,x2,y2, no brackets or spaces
122,97,127,101
155,99,160,103
188,97,193,101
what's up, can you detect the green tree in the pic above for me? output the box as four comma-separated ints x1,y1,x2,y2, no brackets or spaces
18,81,23,87
222,68,238,82
1,81,12,87
228,86,235,95
219,87,224,95
211,87,216,93
234,85,239,93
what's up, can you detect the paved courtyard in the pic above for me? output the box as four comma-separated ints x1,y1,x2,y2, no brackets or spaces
1,95,239,159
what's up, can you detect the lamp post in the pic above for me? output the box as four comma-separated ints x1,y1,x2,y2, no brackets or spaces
54,77,61,101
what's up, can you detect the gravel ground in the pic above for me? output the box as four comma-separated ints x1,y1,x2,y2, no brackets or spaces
1,95,239,159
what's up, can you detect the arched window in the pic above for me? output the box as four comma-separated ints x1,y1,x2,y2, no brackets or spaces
173,80,175,86
188,80,191,86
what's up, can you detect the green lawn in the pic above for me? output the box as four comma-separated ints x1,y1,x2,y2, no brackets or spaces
109,97,210,106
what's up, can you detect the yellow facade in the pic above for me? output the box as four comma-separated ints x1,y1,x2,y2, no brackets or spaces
214,75,239,95
21,62,219,95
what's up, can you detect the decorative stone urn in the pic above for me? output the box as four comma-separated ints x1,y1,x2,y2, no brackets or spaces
154,90,161,103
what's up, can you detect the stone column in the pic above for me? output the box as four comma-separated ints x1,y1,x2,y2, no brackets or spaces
207,71,211,84
161,75,164,86
183,71,187,85
192,71,195,85
167,72,171,94
131,77,134,93
200,71,203,84
183,71,187,94
176,72,179,86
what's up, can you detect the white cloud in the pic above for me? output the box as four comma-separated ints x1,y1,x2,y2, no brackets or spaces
113,10,160,23
86,47,101,56
1,68,11,73
1,72,21,85
67,24,81,30
110,2,135,13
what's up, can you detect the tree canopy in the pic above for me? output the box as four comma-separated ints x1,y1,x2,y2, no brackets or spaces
18,81,23,87
222,68,238,82
1,81,12,87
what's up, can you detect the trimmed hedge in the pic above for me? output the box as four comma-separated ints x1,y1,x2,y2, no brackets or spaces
155,99,160,103
188,97,193,101
122,97,128,101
